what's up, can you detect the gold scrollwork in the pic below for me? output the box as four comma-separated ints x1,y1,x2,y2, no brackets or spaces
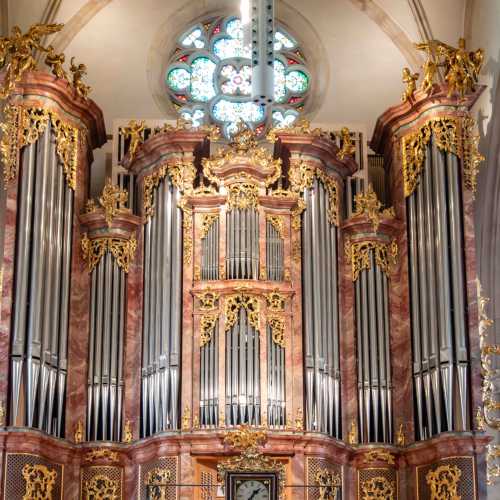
143,166,168,219
265,290,286,312
266,119,323,143
344,238,398,282
396,423,405,446
84,474,119,499
98,178,128,226
22,463,57,500
426,464,461,500
120,120,145,162
224,294,260,332
268,316,285,348
122,420,133,444
0,105,79,189
266,214,285,239
353,184,395,232
179,198,194,265
487,445,500,486
84,449,119,463
360,476,395,500
200,213,219,239
200,313,218,346
80,234,137,273
315,468,341,500
74,419,84,444
289,161,340,226
227,182,259,210
145,468,172,500
196,289,220,310
402,116,483,197
363,450,395,465
294,408,304,432
337,127,356,160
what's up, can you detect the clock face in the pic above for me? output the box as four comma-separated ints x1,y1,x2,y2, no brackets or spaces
235,479,270,500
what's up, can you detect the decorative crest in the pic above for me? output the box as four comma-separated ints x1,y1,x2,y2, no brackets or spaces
196,289,220,310
426,464,462,500
81,234,137,273
224,294,260,332
353,184,395,232
84,448,119,463
98,177,129,226
224,425,267,452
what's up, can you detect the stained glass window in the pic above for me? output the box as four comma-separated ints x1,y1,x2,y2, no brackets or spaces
165,16,311,137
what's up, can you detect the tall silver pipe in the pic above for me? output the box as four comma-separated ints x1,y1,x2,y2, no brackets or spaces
367,254,379,442
142,217,152,437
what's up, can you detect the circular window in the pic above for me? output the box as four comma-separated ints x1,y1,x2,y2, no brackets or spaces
165,16,311,137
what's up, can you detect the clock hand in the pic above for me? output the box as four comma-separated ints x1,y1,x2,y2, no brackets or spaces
249,487,264,499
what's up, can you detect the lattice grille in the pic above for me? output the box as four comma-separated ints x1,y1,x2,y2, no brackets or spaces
4,453,63,499
306,456,342,500
358,468,398,499
201,469,217,500
416,456,476,500
139,456,178,500
81,466,123,499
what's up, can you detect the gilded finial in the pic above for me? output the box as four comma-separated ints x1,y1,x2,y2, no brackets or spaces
74,419,84,444
401,67,419,102
98,177,128,226
347,420,357,445
123,420,133,443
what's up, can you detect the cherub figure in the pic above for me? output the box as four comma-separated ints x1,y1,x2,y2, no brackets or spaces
70,56,91,99
420,58,438,96
44,45,67,80
401,67,419,102
120,119,146,161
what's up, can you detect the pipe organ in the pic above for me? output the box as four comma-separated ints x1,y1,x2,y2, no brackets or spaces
0,66,492,499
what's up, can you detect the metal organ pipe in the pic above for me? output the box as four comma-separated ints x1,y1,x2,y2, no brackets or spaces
201,217,219,280
407,134,471,440
141,177,182,437
9,124,73,437
302,178,341,438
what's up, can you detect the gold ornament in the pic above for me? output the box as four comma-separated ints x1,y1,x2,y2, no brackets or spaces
476,407,486,431
123,420,133,444
487,444,500,486
426,464,461,500
292,239,301,262
200,313,218,346
69,56,91,99
98,177,128,226
120,120,145,162
84,474,120,499
0,23,63,98
361,476,395,500
268,316,285,348
143,166,168,219
157,117,220,141
295,408,304,432
224,294,260,332
80,234,137,273
85,199,97,214
344,237,398,282
22,464,57,500
461,116,484,196
227,182,259,210
51,114,79,190
291,198,306,230
401,67,419,102
182,405,191,431
353,184,395,232
44,45,67,80
84,449,119,463
396,423,405,446
347,420,357,444
266,119,323,143
265,290,286,312
337,127,356,160
363,450,395,465
200,213,219,238
144,468,172,500
224,425,267,450
315,468,341,500
74,419,84,443
219,264,226,280
179,198,193,265
193,265,201,281
196,289,220,310
266,214,285,238
0,400,5,427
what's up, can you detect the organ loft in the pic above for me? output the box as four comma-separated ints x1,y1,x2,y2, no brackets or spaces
0,2,498,499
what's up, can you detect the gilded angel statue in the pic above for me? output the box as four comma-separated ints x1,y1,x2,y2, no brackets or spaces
45,45,67,80
401,67,419,102
70,56,91,99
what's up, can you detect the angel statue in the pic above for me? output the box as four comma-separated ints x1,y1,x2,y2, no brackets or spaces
70,57,91,99
401,67,419,102
44,45,67,80
120,119,146,161
0,23,63,98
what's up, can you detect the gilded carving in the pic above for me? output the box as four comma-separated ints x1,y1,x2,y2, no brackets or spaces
268,316,285,348
396,423,405,446
0,104,23,185
265,290,286,312
360,476,395,500
0,23,63,98
143,166,168,219
363,450,395,465
22,463,57,500
294,408,303,432
486,444,500,486
180,199,194,265
337,127,356,160
224,294,260,332
292,239,301,262
182,405,191,431
426,464,461,500
266,214,285,238
461,116,484,196
315,468,341,500
157,117,220,141
69,57,91,99
145,468,172,500
51,113,79,190
84,474,119,499
44,45,67,80
120,120,145,162
200,313,218,346
80,234,137,273
169,161,197,193
200,213,219,238
344,237,398,282
266,119,323,143
353,184,395,232
347,420,357,444
122,420,132,444
98,178,128,226
84,449,119,462
291,198,306,230
401,67,419,103
74,419,84,444
196,289,220,310
227,182,259,210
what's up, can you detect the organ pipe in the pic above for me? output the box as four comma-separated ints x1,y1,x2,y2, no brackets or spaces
9,124,73,437
200,321,218,427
